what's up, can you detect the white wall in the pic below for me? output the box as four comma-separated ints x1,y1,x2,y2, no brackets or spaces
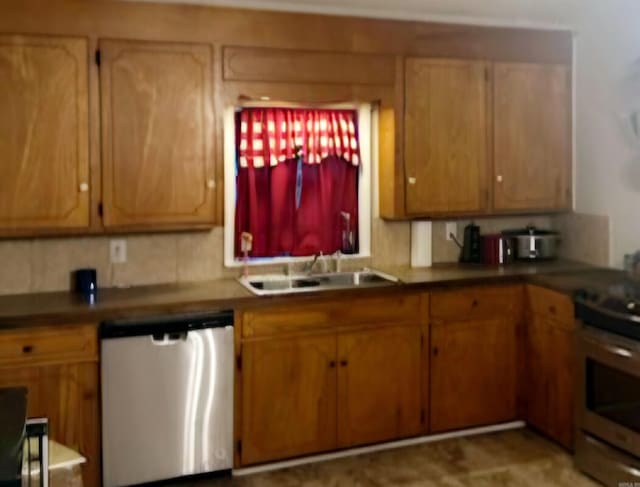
572,1,640,267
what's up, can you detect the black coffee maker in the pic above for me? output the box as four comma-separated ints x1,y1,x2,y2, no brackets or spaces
460,222,482,263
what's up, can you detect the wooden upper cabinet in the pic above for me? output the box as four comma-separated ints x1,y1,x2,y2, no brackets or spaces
337,325,423,448
223,46,395,85
404,58,489,216
493,63,571,211
99,40,215,228
0,35,90,231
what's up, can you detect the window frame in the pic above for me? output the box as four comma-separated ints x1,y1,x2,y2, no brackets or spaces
224,103,373,268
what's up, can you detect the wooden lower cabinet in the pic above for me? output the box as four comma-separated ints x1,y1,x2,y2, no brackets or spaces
240,334,338,465
337,325,423,448
0,324,99,486
240,324,425,465
238,291,428,466
524,285,576,450
525,312,575,450
430,317,518,432
525,314,548,432
0,361,99,486
238,284,578,466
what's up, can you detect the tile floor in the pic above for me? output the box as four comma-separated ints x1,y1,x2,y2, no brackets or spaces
169,429,600,487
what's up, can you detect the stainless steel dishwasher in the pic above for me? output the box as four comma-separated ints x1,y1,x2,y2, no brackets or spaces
100,311,234,487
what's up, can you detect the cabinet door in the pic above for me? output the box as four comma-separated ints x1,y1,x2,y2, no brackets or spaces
525,314,550,432
0,362,100,487
337,325,423,448
99,40,215,228
493,63,571,211
0,35,90,231
548,325,575,450
526,314,575,450
241,335,337,465
431,318,518,432
404,58,488,216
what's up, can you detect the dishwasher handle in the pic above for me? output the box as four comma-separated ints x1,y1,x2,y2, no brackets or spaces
150,331,189,345
101,310,233,339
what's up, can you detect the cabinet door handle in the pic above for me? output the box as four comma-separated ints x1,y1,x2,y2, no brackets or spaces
22,345,34,354
407,177,417,185
206,179,215,189
328,360,336,368
79,182,89,192
471,299,479,308
496,175,503,183
340,359,348,367
432,347,439,357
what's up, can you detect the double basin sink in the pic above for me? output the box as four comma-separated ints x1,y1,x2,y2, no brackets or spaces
239,269,399,296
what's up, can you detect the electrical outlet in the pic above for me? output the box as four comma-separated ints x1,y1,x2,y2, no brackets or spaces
446,222,457,241
110,239,127,264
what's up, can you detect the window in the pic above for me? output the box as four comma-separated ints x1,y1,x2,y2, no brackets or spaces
224,104,372,266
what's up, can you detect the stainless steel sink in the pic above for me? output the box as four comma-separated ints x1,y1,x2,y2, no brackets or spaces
238,269,399,296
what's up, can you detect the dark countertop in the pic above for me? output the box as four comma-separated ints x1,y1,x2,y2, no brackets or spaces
526,268,625,295
378,259,604,288
0,259,624,329
0,278,255,327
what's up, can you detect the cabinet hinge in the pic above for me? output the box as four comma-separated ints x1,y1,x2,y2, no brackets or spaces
97,202,103,217
236,355,242,372
236,439,242,456
420,409,425,425
95,49,101,66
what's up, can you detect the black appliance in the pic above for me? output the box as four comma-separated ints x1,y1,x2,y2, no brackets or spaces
460,222,481,263
73,268,97,301
0,388,27,487
575,282,640,487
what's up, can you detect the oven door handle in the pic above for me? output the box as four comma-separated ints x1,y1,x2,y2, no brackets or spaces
617,461,640,478
603,344,634,359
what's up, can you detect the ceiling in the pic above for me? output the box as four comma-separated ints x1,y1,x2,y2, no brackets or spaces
126,0,578,28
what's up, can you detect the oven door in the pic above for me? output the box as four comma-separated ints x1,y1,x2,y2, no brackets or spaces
578,325,640,457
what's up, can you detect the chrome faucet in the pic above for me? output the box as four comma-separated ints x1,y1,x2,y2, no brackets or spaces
304,253,322,275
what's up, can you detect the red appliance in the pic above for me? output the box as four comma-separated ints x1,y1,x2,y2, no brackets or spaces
481,234,514,266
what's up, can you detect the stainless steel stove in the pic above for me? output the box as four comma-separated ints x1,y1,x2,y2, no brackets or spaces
575,283,640,486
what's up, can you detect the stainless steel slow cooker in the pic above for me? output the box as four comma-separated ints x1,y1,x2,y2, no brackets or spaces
501,226,560,260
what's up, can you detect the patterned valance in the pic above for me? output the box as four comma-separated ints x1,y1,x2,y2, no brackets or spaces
237,107,360,168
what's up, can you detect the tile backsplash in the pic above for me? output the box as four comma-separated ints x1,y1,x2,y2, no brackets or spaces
430,216,554,264
551,212,610,267
428,212,610,266
0,215,411,296
0,231,225,296
0,212,611,296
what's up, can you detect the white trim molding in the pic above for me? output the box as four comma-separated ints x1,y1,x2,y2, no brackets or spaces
127,0,574,32
233,420,526,477
224,103,374,268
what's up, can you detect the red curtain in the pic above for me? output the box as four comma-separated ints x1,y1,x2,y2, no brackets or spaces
235,108,359,258
237,107,360,167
